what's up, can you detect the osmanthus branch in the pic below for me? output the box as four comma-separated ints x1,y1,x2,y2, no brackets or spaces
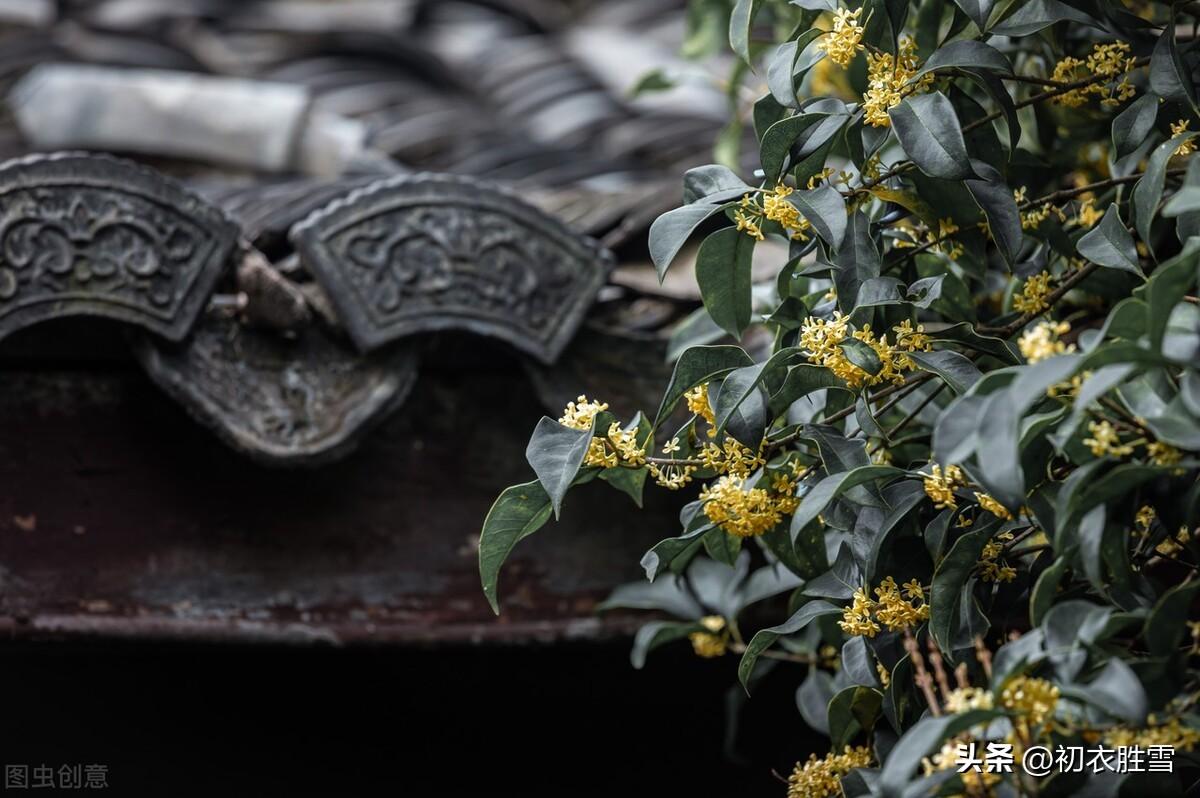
978,261,1101,337
728,640,816,665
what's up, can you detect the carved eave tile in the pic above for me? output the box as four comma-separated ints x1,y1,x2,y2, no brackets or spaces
0,152,238,343
134,316,420,466
289,173,614,365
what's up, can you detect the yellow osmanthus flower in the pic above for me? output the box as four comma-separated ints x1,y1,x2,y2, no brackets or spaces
559,395,608,431
685,383,717,438
733,207,764,241
1104,717,1200,751
1171,120,1196,156
1052,41,1137,107
689,615,729,658
975,492,1013,521
799,313,931,389
1147,440,1182,468
1077,196,1104,228
698,438,766,478
761,184,813,240
922,738,1002,793
1135,504,1157,535
923,463,966,509
1018,320,1073,364
839,588,881,637
818,7,865,68
1156,526,1191,557
839,577,929,636
1013,271,1053,313
979,531,1017,583
1084,420,1135,458
876,662,890,687
788,746,873,798
1001,675,1059,728
698,474,797,538
863,37,933,127
944,686,995,713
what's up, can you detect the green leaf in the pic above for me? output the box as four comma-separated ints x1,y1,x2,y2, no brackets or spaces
630,621,702,669
930,527,991,653
1078,204,1142,275
789,466,905,542
696,227,756,338
738,600,842,690
837,212,883,312
787,185,848,249
908,275,945,309
598,466,648,508
1150,20,1197,107
912,40,1011,81
804,543,862,600
1112,94,1158,161
1144,239,1200,350
1061,658,1148,725
641,525,711,581
525,417,593,519
889,92,975,181
993,0,1094,35
798,668,836,735
1029,556,1068,628
1164,186,1200,218
683,164,752,204
767,29,825,106
729,0,763,65
654,345,754,429
629,69,677,98
801,424,871,473
479,481,554,614
769,363,848,417
839,338,884,376
715,348,801,436
649,203,731,281
761,113,846,182
949,0,995,31
829,686,883,749
965,163,1023,268
713,366,770,448
879,711,1003,797
1133,133,1197,245
1144,579,1200,657
907,350,983,395
599,575,705,619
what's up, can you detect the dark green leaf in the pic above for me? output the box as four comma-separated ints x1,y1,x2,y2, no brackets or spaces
993,0,1094,35
479,481,554,614
1144,239,1200,350
879,711,1003,797
630,621,702,669
965,162,1023,268
713,366,770,448
912,40,1011,80
696,227,756,338
839,338,884,376
729,0,763,65
804,543,862,600
650,203,730,281
798,668,836,735
738,600,842,690
930,527,991,653
1029,556,1068,627
787,185,848,249
1144,579,1200,657
525,417,592,518
769,364,848,417
829,686,883,749
1150,21,1196,106
654,345,754,429
907,350,983,395
683,164,752,204
1062,658,1148,725
599,575,705,619
790,466,905,542
1112,94,1158,161
1078,204,1142,275
948,0,995,31
1133,133,1197,245
889,92,975,181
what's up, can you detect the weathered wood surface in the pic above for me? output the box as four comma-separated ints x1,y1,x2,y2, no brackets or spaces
0,323,684,644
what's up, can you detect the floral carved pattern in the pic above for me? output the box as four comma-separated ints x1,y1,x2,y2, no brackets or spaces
291,174,612,364
0,154,237,342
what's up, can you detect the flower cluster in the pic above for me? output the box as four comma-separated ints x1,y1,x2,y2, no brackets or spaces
975,492,1012,521
688,615,729,658
787,746,873,798
698,437,766,478
1013,271,1053,314
1018,320,1073,363
1083,420,1135,458
979,530,1017,583
894,217,963,260
863,37,933,127
1051,41,1137,107
1000,675,1060,728
839,577,929,637
799,313,932,389
923,463,966,509
818,7,864,68
1104,717,1200,751
944,686,995,713
736,185,812,241
921,738,1002,793
698,473,798,538
1172,120,1196,157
